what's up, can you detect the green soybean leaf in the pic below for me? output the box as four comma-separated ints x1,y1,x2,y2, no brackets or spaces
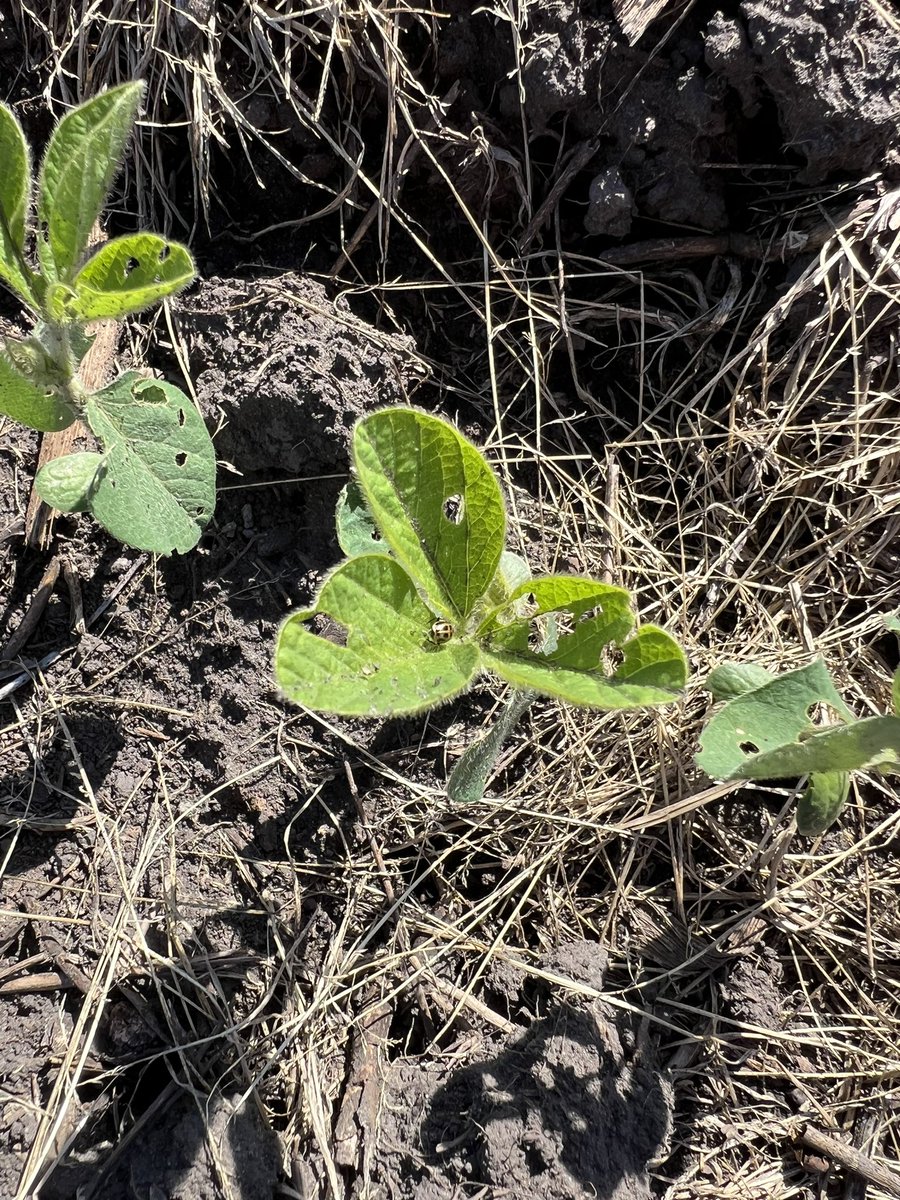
35,451,104,512
0,350,75,431
353,408,505,620
796,771,851,836
84,372,215,554
721,716,900,779
66,233,194,320
893,668,900,717
707,662,776,701
0,104,29,253
275,554,480,716
37,82,143,281
0,103,40,306
885,612,900,634
335,480,385,557
483,577,634,656
696,659,856,779
481,578,685,707
616,625,690,691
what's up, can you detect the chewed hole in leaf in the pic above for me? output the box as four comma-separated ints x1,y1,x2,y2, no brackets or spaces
518,592,538,619
360,663,379,677
314,614,348,647
175,452,187,467
528,615,556,655
136,383,167,404
443,494,464,524
579,605,602,622
739,741,760,755
555,611,575,637
158,245,171,262
604,645,624,672
177,407,186,427
125,257,140,275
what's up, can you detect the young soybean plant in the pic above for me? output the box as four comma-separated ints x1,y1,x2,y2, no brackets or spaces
0,82,215,554
696,617,900,835
275,407,688,799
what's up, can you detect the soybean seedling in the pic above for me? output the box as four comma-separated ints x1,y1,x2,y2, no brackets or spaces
0,82,215,554
275,407,688,800
696,617,900,834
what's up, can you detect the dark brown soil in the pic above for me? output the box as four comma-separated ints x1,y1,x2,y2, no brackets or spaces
3,1,900,1197
371,944,672,1200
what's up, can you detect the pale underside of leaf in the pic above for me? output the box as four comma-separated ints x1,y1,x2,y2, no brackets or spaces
84,372,215,554
353,407,506,620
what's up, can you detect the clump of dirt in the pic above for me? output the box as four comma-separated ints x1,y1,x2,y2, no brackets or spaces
173,274,426,475
78,1091,281,1200
734,0,900,180
719,946,787,1032
373,941,672,1200
435,0,900,237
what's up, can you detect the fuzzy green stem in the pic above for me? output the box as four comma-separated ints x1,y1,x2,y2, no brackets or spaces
447,688,535,804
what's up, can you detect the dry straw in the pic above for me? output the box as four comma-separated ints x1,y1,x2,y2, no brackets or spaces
4,3,900,1197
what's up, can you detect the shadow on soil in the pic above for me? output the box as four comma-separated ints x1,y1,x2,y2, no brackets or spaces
420,1004,672,1199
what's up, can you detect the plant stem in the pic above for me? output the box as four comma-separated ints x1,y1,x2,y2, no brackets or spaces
447,688,535,804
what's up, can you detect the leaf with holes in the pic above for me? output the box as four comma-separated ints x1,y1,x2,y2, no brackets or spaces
353,407,506,619
482,575,686,708
697,658,900,835
65,233,195,320
0,349,75,431
696,659,855,779
276,407,688,763
276,554,480,716
37,81,144,281
717,716,900,780
35,451,104,512
82,372,216,554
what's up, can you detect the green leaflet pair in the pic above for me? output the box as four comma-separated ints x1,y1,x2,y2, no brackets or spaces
0,82,215,554
697,640,900,835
